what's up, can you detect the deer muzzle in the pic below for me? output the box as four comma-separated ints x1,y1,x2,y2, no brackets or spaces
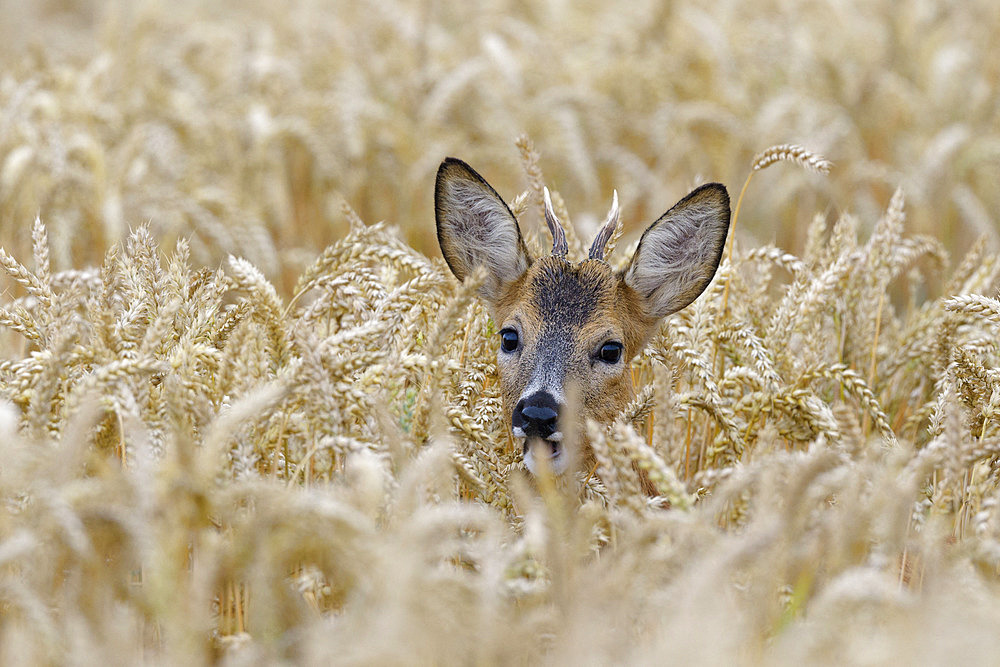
512,391,566,474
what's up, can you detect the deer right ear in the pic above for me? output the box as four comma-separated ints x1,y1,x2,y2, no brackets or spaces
435,158,532,303
623,183,731,320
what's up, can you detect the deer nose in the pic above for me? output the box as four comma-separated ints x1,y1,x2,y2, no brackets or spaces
512,391,560,439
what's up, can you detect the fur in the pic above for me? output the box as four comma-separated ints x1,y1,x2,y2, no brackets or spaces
434,159,731,478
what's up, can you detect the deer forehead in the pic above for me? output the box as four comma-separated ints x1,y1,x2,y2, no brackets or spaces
495,257,649,351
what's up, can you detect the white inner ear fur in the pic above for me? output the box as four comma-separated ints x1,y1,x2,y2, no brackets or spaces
625,196,728,319
439,178,529,301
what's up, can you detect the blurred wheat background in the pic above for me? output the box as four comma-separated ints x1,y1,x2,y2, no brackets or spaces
1,0,999,664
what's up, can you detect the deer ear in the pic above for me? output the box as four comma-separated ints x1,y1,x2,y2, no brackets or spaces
623,183,731,320
435,158,532,303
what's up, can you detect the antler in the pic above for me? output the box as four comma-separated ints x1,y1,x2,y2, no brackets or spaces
543,187,569,257
588,190,620,260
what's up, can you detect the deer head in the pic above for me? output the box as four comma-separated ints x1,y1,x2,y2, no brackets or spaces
435,158,730,475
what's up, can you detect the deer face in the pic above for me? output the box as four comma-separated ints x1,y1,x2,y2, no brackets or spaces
435,158,730,475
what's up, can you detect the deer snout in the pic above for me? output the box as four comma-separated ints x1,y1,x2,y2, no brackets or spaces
512,391,561,440
513,391,568,475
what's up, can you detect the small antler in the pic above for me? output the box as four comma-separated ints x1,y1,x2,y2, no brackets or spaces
588,190,620,260
543,187,569,257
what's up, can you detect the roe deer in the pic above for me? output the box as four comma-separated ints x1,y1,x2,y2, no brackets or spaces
435,158,730,476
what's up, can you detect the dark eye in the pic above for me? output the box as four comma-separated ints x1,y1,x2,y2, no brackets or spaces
500,328,519,353
598,342,623,364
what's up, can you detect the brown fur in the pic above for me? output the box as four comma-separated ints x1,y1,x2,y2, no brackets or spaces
435,157,730,483
492,257,656,469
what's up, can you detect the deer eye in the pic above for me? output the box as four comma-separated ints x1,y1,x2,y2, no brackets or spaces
499,328,519,353
598,341,623,364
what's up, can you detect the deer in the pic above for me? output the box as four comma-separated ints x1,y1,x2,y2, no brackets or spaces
435,157,731,478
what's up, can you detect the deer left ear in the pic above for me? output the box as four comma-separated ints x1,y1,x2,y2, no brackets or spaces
623,183,731,320
435,158,532,304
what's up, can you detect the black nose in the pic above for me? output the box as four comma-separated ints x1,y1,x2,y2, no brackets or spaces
512,391,560,439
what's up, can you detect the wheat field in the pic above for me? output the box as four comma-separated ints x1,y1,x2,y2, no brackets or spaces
1,1,1000,664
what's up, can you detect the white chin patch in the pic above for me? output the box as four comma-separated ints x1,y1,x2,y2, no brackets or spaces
522,438,568,475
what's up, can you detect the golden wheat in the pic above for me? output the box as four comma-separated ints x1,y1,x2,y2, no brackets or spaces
1,1,1000,664
751,144,834,175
